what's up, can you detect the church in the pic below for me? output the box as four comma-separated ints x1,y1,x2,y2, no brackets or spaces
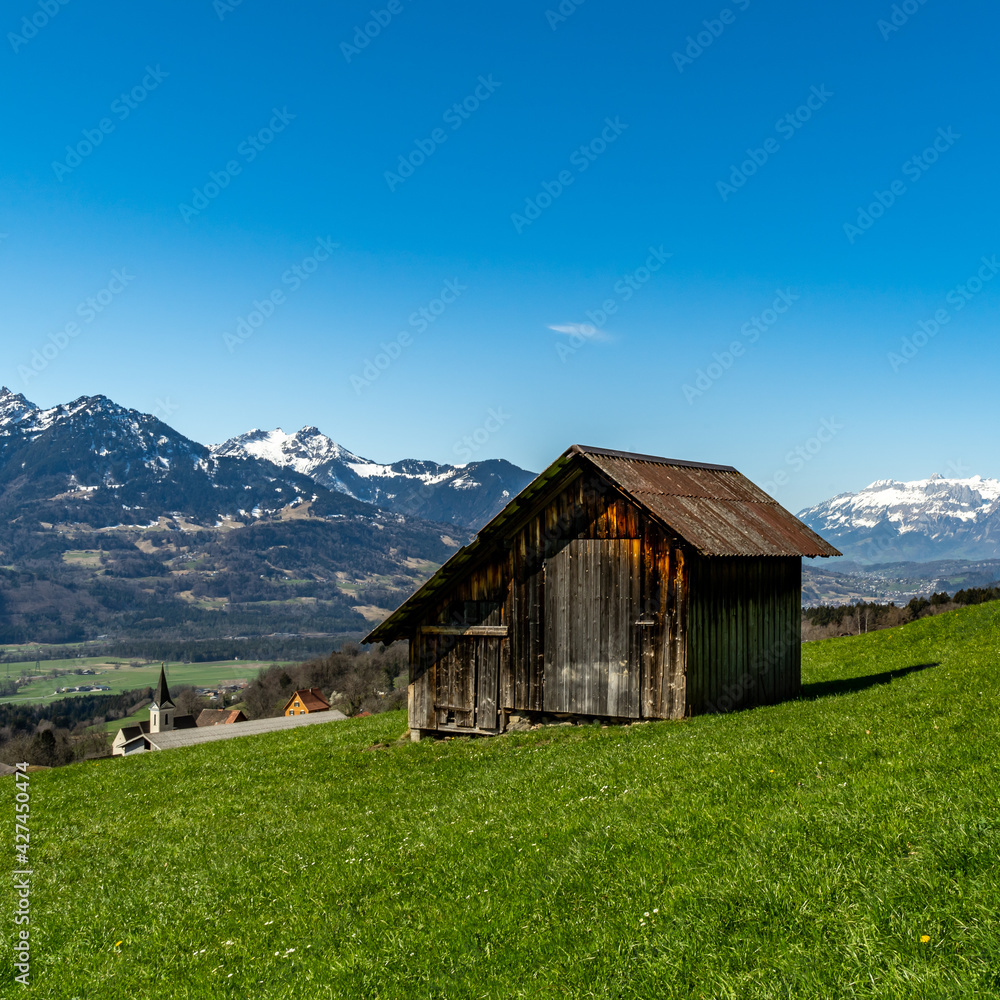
111,665,197,756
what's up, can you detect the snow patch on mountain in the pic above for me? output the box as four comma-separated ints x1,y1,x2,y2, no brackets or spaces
0,387,37,427
216,427,504,493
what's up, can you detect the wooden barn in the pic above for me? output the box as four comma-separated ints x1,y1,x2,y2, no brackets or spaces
363,445,841,738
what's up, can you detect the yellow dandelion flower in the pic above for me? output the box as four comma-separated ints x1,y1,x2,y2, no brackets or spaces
114,940,123,948
920,935,930,943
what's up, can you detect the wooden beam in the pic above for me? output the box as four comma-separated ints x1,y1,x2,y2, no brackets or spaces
418,625,509,637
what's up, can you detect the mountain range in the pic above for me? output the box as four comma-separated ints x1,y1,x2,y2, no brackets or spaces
1,385,998,648
0,387,534,648
0,388,534,532
798,474,1000,564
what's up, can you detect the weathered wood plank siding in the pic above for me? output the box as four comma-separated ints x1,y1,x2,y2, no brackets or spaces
685,555,801,714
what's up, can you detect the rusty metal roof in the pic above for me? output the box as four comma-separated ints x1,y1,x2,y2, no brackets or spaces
362,444,840,644
577,447,841,558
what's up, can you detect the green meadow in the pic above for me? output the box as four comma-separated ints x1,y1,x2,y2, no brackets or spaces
2,603,999,998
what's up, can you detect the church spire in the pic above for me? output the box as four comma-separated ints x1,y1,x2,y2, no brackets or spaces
153,663,174,709
150,663,175,734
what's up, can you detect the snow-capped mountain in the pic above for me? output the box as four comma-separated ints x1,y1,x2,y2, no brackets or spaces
799,474,1000,563
212,426,365,478
213,426,536,529
0,388,388,528
0,387,35,426
1,390,207,476
0,387,531,533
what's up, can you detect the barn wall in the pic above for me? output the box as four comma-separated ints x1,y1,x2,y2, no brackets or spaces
684,556,801,714
408,470,691,731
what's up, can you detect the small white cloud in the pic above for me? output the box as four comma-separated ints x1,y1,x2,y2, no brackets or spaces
548,323,612,342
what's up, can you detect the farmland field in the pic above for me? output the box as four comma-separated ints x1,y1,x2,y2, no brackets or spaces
0,659,288,706
2,602,999,998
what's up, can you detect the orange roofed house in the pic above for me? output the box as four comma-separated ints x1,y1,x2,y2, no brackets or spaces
283,689,330,716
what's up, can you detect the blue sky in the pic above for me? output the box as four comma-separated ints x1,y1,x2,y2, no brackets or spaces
2,0,997,512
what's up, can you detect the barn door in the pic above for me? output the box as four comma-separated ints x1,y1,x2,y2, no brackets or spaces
431,634,502,732
543,539,642,718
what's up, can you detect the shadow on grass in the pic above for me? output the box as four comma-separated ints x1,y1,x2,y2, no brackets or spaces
801,662,940,700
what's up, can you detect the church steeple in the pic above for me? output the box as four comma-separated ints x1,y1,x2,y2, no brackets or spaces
149,663,175,733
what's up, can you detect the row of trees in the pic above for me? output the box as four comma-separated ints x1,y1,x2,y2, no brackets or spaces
802,584,1000,640
0,726,114,768
0,687,155,767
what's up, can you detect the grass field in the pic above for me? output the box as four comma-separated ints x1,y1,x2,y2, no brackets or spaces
3,603,1000,998
0,659,282,706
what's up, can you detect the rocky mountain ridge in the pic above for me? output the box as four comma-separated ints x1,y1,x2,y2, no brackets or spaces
799,473,1000,563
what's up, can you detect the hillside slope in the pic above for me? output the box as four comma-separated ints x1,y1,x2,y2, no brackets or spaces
4,604,1000,997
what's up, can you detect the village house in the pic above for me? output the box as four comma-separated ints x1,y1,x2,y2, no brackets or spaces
283,689,330,716
364,445,841,739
